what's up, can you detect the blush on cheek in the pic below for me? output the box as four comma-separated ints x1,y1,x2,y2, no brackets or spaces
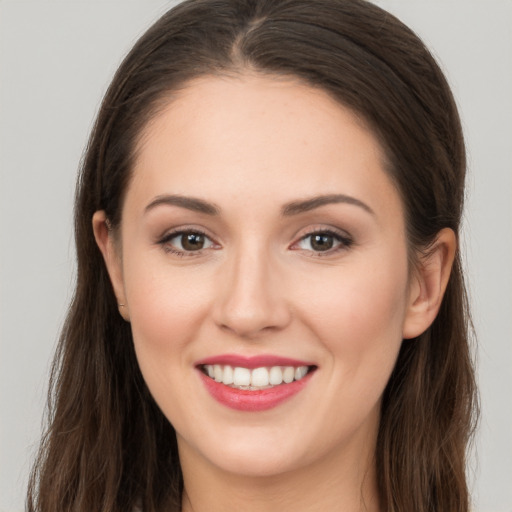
130,301,196,355
126,263,212,344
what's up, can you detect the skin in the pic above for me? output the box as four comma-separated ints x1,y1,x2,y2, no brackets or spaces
94,74,455,512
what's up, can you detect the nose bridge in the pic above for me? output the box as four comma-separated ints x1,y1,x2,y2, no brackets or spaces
214,238,290,337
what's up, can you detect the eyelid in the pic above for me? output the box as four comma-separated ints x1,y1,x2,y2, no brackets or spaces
156,226,220,256
155,224,353,257
289,226,354,255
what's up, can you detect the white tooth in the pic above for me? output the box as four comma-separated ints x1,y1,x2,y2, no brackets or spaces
283,366,295,383
233,367,251,386
213,364,223,382
251,367,269,387
269,366,283,385
206,365,215,378
295,366,308,380
222,365,234,385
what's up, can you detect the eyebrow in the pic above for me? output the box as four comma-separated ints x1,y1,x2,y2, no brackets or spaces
145,195,221,215
281,194,375,216
144,193,374,217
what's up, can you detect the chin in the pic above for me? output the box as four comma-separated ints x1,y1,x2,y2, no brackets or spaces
178,427,312,478
211,448,302,478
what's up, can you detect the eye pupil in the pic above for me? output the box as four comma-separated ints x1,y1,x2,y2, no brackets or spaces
182,233,205,251
311,234,334,251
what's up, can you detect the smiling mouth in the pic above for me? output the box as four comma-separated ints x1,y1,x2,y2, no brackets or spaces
200,364,316,390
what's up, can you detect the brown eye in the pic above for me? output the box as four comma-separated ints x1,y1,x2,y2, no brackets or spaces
181,233,206,251
160,230,215,255
310,233,334,251
294,230,353,255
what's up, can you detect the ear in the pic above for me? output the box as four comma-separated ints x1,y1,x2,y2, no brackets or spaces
402,228,456,339
92,210,130,321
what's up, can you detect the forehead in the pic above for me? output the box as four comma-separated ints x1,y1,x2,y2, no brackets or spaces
129,73,402,221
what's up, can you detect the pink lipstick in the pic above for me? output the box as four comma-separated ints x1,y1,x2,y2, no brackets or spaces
196,354,316,412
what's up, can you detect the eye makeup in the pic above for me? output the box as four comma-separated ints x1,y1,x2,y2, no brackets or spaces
156,225,354,259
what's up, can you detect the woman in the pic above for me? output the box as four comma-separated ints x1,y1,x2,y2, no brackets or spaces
27,0,478,511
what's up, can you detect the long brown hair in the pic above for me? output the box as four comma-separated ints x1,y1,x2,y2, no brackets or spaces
28,1,478,511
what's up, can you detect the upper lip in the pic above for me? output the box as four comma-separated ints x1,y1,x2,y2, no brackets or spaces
195,354,315,369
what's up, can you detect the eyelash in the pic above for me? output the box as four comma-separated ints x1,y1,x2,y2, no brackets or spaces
157,228,214,257
157,227,353,258
292,228,354,257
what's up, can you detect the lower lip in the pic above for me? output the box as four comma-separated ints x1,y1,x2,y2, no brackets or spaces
198,371,313,412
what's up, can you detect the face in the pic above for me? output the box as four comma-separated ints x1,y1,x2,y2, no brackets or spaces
98,74,421,479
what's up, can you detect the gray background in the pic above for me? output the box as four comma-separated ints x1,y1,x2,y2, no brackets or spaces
1,1,511,511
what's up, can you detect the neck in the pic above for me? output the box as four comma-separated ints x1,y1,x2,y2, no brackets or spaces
178,436,380,512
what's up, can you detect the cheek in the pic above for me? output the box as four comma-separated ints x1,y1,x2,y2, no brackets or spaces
122,256,212,371
122,260,217,431
304,258,408,338
297,252,409,396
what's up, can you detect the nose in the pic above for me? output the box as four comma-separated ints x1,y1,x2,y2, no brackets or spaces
212,245,292,338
